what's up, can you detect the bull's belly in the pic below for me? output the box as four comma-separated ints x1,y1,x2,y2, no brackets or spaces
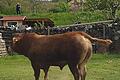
30,51,81,65
39,61,67,70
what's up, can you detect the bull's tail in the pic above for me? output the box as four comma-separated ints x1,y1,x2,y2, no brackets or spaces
78,32,112,46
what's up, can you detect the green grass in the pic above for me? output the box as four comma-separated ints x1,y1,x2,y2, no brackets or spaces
22,11,107,26
1,11,108,26
0,54,120,80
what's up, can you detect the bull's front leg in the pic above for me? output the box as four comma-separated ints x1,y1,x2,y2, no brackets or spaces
31,62,40,80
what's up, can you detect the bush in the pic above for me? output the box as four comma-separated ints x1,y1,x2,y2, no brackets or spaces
49,2,69,13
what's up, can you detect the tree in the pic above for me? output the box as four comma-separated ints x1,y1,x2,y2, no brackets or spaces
108,0,120,19
69,0,80,12
86,0,120,19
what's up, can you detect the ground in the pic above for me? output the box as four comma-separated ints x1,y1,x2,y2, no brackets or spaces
0,53,120,80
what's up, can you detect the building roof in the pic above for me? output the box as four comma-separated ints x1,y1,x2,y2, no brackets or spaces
0,16,54,27
0,16,26,21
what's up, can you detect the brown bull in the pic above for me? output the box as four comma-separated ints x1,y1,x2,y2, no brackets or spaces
12,31,112,80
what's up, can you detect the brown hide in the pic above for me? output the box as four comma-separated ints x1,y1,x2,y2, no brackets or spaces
12,31,112,80
13,32,90,63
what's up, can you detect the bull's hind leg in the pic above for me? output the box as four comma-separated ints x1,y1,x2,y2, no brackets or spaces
43,66,50,80
31,62,40,80
78,65,86,80
78,47,92,80
68,64,80,80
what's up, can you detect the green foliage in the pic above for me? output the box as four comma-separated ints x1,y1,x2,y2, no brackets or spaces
0,0,120,20
86,0,120,10
86,0,108,10
49,2,69,13
0,0,15,15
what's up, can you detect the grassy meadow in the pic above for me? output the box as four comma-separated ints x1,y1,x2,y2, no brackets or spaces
0,54,120,80
23,11,107,26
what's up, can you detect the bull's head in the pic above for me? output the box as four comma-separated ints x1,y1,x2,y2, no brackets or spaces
12,33,24,44
11,33,26,55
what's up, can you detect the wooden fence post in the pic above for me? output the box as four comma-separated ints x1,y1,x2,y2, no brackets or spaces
47,26,50,35
103,25,106,39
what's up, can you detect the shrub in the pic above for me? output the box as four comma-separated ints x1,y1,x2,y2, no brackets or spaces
49,2,69,13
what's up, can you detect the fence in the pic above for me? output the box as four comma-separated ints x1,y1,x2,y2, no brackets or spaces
1,19,120,55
